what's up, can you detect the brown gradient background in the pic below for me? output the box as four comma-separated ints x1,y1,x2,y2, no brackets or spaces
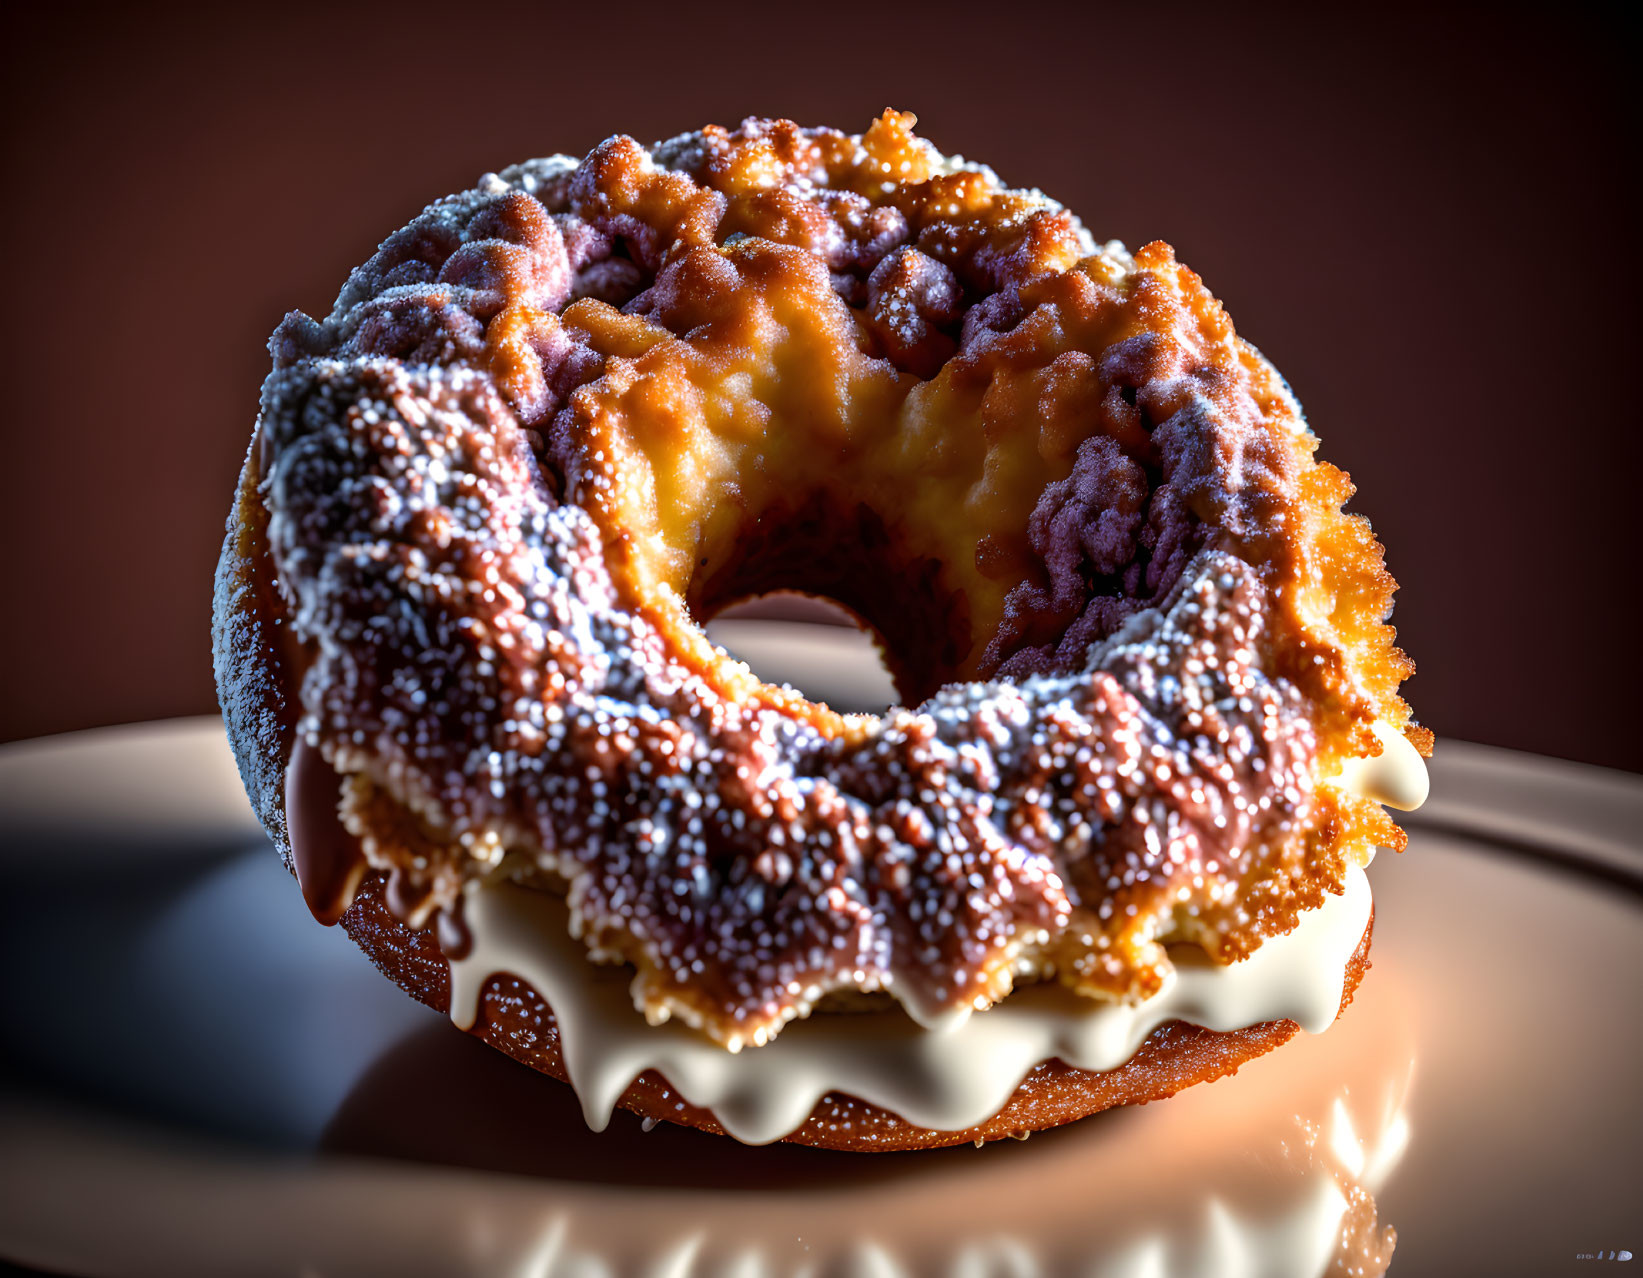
1,5,1638,770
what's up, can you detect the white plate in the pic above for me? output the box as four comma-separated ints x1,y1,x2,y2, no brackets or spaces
1,624,1639,1277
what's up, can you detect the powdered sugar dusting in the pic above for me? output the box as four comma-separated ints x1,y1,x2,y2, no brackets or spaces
250,112,1349,1048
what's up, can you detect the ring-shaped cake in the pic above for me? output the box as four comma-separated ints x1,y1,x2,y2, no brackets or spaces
214,110,1429,1149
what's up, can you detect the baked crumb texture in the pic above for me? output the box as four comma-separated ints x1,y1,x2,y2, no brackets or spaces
220,111,1425,1049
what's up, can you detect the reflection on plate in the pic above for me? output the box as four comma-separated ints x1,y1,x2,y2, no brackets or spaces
3,1059,1405,1278
1,623,1639,1276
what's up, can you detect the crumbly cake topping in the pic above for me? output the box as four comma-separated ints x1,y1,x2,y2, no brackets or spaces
249,112,1422,1046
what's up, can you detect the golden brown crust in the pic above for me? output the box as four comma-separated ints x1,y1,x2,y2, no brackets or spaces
339,867,1374,1152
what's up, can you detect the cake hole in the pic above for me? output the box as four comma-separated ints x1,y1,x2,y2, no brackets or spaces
683,499,973,709
706,594,899,714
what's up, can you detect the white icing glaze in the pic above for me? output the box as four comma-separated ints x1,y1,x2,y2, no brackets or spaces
448,863,1372,1145
1335,722,1430,811
442,717,1426,1146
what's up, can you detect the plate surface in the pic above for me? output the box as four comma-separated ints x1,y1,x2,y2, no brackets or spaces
1,625,1639,1277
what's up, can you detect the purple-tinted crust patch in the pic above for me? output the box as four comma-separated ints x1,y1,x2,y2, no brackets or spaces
984,435,1206,679
979,319,1298,680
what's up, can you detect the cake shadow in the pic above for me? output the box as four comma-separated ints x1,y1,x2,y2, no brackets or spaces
318,1019,1134,1191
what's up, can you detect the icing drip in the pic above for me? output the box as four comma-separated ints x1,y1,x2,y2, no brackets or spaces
284,737,365,926
448,864,1373,1146
1334,722,1430,811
